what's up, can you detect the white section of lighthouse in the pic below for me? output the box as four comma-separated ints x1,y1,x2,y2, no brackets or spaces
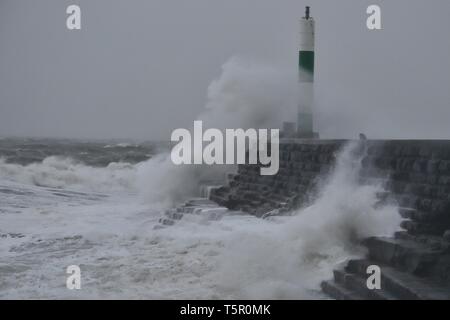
297,6,317,138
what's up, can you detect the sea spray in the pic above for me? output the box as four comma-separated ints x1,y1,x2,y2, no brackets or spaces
213,141,402,299
137,57,298,207
199,57,298,131
0,152,229,209
135,153,220,208
0,54,301,207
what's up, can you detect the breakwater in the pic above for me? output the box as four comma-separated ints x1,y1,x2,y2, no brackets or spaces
210,139,450,300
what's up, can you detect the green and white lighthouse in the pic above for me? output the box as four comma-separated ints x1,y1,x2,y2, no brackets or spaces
297,6,317,138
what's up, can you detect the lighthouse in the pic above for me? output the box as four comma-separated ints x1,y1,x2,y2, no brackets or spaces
297,6,317,138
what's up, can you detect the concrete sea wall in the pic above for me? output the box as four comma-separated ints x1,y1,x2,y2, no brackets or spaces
210,139,450,299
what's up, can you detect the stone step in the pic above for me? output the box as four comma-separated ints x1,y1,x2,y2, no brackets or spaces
184,198,218,206
357,177,388,186
209,194,229,207
395,231,450,250
333,269,398,300
164,210,183,220
373,192,397,207
158,217,175,226
402,183,450,199
396,195,420,209
398,207,416,219
394,230,412,240
377,181,450,200
400,219,447,236
262,197,288,209
363,236,443,275
177,206,198,214
320,280,365,300
359,168,391,180
346,259,450,300
267,192,289,201
157,198,231,228
398,207,450,227
242,190,262,201
194,206,228,217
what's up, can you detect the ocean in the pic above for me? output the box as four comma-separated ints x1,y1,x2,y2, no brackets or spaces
0,138,401,299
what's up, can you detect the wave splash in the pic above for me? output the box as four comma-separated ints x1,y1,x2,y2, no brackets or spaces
0,143,402,299
212,142,402,299
0,156,137,193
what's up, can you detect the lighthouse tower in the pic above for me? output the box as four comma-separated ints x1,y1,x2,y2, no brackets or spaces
297,6,317,138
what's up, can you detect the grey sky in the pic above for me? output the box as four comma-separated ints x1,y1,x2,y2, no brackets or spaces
1,0,450,140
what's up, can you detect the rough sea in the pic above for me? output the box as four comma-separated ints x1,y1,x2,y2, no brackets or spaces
0,138,401,299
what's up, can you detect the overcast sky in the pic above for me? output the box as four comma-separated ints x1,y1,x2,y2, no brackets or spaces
1,0,450,140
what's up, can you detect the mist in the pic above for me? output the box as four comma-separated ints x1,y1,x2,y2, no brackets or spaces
1,0,450,140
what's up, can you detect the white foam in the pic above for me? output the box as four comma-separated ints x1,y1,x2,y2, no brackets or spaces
0,142,401,299
0,157,137,194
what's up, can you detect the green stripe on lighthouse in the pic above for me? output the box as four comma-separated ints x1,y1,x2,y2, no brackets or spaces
299,51,314,75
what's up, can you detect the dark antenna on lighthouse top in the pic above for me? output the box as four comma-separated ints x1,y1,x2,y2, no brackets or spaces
304,6,310,19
